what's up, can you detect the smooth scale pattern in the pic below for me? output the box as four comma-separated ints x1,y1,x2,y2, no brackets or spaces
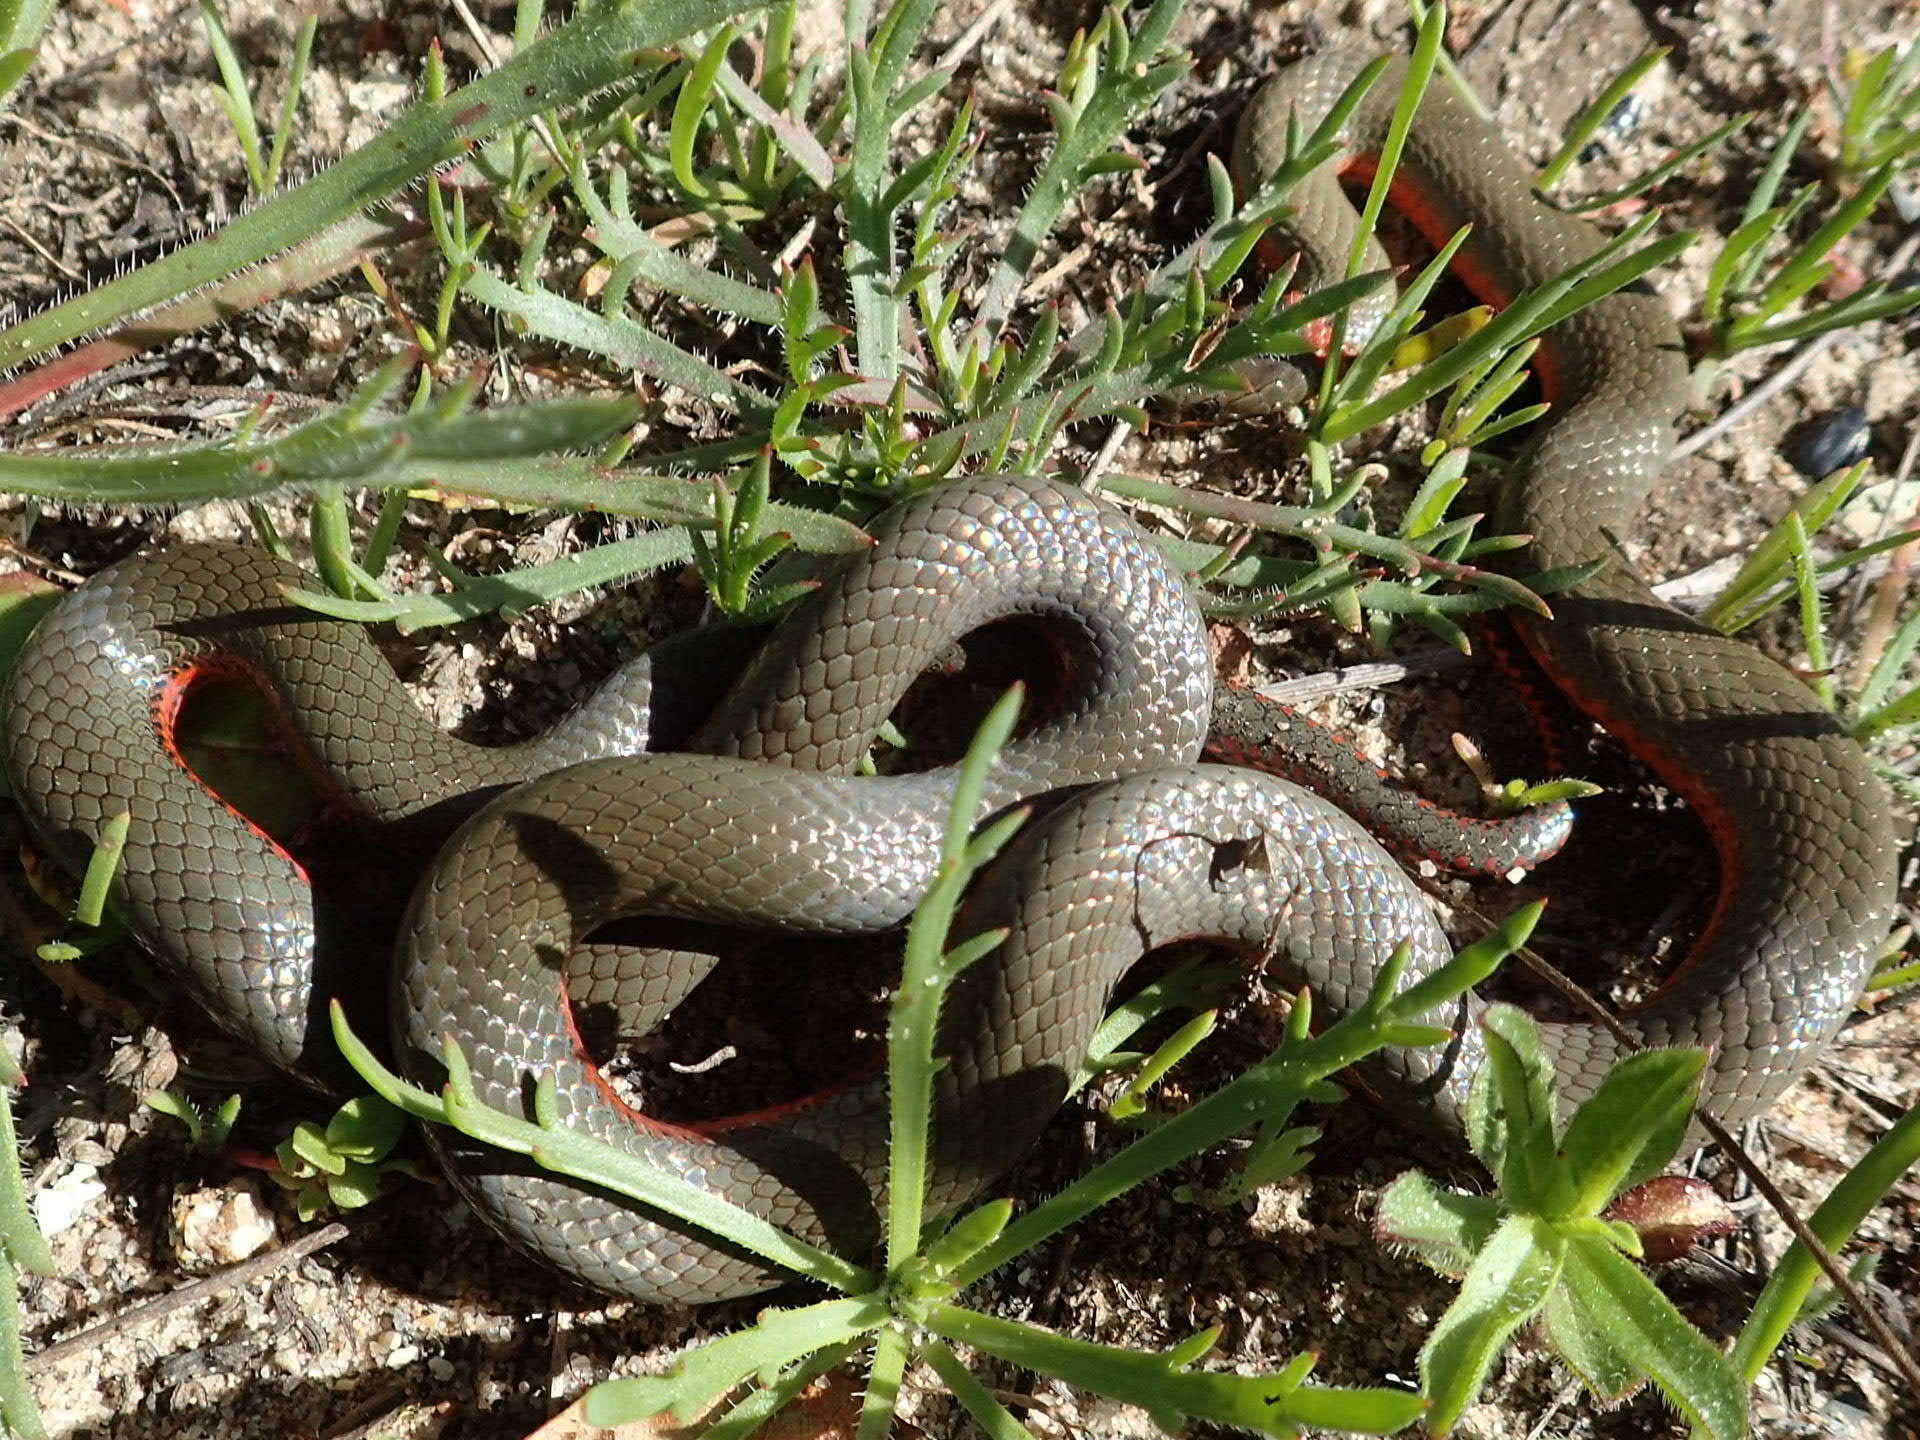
1238,50,1899,1124
3,49,1903,1302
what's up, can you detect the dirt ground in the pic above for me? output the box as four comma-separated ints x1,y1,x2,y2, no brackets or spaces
1,0,1917,1438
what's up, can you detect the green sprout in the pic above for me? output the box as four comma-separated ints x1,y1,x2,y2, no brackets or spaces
1834,40,1920,182
197,2,317,198
265,1095,416,1224
146,1090,244,1156
1375,1006,1744,1437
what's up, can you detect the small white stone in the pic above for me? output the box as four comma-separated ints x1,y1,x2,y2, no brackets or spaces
171,1183,278,1267
32,1162,105,1238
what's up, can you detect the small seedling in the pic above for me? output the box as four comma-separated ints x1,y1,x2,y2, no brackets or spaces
146,1090,244,1156
266,1095,416,1223
1375,1005,1744,1437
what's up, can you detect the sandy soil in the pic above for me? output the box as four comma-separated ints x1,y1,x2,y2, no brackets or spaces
0,1,1915,1438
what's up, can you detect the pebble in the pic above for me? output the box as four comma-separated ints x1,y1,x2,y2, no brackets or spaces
32,1161,105,1239
1785,403,1870,478
1578,91,1647,164
170,1183,278,1268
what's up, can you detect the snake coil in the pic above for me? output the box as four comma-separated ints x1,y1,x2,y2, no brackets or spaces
2,51,1899,1302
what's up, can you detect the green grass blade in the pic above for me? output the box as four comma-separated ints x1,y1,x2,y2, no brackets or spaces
886,687,1025,1275
1535,48,1667,194
0,0,765,370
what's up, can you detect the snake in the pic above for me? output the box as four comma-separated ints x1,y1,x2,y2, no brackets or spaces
1233,48,1898,1120
1,49,1899,1304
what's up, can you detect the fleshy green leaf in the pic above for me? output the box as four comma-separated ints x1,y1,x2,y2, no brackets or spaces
324,1160,385,1210
1555,1048,1705,1217
920,1198,1015,1280
1473,1005,1562,1212
284,1120,345,1177
1375,1171,1504,1279
1557,1236,1746,1439
1540,1276,1645,1403
1419,1215,1564,1435
324,1094,407,1164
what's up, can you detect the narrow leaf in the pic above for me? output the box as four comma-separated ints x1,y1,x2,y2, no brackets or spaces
1557,1237,1746,1439
1420,1216,1564,1435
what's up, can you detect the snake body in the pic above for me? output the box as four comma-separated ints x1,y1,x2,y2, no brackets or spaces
1238,50,1898,1128
3,477,1467,1301
2,51,1899,1302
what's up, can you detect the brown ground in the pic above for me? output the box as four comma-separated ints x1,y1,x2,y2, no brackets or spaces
0,1,1916,1438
